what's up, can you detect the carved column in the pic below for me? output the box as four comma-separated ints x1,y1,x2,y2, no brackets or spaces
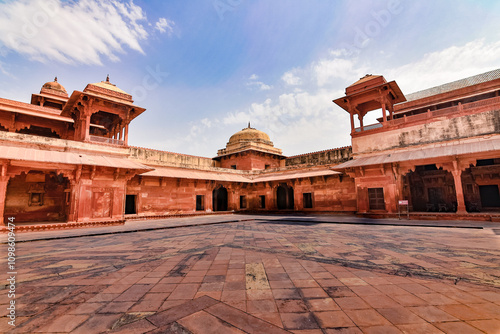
451,162,467,214
0,175,9,226
84,115,91,141
381,102,387,122
124,123,129,145
0,163,10,225
349,112,355,133
67,166,82,222
358,114,364,129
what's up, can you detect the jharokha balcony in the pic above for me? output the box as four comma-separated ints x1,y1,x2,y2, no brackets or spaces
334,71,500,138
353,94,500,136
88,135,125,146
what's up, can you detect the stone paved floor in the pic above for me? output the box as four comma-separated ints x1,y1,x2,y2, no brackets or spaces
2,216,500,333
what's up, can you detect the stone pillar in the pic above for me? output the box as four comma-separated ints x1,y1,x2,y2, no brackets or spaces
0,175,9,226
84,115,91,141
386,183,398,213
451,169,467,214
67,181,78,222
381,103,387,122
358,114,364,129
350,112,355,132
356,185,369,213
124,123,129,145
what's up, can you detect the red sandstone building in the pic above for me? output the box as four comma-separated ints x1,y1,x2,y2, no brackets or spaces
1,69,499,226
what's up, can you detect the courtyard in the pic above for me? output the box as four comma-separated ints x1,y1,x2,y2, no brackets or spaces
2,214,500,333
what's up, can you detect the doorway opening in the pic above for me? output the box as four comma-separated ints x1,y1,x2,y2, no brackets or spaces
213,186,228,211
277,184,294,210
125,195,137,214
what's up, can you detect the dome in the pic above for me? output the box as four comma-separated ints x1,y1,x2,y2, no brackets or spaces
228,123,271,145
217,123,283,157
83,75,133,102
41,77,67,95
88,75,128,95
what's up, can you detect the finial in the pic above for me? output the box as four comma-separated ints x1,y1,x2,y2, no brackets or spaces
106,74,110,82
248,122,251,128
54,76,58,82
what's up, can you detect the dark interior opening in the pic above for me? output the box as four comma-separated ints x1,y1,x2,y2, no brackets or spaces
196,195,204,211
277,184,294,210
303,193,313,209
260,195,266,209
213,186,228,211
479,185,500,208
125,195,137,214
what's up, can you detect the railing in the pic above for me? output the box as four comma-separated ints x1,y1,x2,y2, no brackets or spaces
354,123,383,132
353,94,500,134
462,95,500,110
89,135,124,146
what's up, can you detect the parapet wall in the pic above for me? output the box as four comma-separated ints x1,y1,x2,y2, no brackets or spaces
128,146,216,169
353,109,500,156
285,147,352,167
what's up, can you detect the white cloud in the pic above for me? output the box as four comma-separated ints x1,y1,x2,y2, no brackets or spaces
165,39,500,156
313,57,367,87
201,118,212,128
387,39,500,94
0,0,150,65
155,17,174,35
282,70,301,86
247,74,272,91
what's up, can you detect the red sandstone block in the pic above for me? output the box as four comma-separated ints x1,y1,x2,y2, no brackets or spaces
71,314,121,334
314,311,355,328
342,309,390,327
114,284,153,302
206,302,289,333
33,314,89,333
178,310,245,334
147,296,218,327
279,312,319,330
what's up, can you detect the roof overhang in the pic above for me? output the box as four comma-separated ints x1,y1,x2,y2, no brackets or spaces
0,144,153,172
333,137,500,170
250,169,341,182
140,166,253,183
333,81,406,113
62,91,146,121
140,166,341,183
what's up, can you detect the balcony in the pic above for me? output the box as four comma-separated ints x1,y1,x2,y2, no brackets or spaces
353,95,500,135
89,135,125,146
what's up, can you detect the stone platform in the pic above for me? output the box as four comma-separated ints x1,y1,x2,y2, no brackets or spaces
1,214,499,333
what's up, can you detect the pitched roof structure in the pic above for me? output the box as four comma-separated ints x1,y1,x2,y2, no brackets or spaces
404,68,500,102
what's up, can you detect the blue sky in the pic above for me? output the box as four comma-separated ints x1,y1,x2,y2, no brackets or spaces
1,0,500,157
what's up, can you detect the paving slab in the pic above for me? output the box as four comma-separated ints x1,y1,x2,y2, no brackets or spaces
1,215,500,333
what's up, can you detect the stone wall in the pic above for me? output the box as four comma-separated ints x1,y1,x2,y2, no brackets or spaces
285,147,352,167
126,173,357,215
5,173,68,222
219,151,282,170
128,146,216,169
353,109,500,156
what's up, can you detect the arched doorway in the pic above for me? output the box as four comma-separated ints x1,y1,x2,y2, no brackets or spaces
277,184,294,210
404,165,457,212
460,159,500,212
213,186,228,211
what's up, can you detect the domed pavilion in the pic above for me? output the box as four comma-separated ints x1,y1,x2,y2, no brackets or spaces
215,123,284,170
